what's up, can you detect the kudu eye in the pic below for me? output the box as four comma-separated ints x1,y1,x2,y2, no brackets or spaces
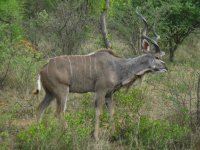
155,56,160,59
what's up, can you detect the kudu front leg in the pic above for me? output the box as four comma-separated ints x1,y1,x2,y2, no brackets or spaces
94,91,106,141
56,99,67,128
105,94,115,133
55,86,69,129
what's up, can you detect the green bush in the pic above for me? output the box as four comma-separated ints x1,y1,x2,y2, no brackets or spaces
111,88,189,149
17,120,59,150
0,43,43,91
115,87,144,113
15,86,190,150
16,109,94,150
115,116,189,149
139,117,189,149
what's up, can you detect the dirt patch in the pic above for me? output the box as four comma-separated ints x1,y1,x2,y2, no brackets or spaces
11,118,35,128
0,100,7,107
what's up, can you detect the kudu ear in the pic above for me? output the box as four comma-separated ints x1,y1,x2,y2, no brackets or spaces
142,39,150,52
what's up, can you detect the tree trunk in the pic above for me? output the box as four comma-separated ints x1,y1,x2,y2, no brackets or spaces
169,40,175,62
100,0,112,49
169,48,174,62
197,75,200,126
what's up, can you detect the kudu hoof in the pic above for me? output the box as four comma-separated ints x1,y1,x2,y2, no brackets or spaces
91,130,99,141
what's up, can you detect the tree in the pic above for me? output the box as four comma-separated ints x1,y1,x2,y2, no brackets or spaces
0,0,24,87
100,0,112,49
159,0,200,61
24,0,93,55
24,0,59,19
139,0,200,61
110,0,141,54
108,0,200,61
0,0,23,42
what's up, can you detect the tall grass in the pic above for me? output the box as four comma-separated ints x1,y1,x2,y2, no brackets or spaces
0,34,200,149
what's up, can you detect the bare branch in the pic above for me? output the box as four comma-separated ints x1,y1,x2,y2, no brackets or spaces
100,0,112,49
153,23,160,42
197,74,200,126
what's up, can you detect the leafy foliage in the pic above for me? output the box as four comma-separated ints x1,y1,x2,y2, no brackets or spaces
0,0,24,87
116,116,189,149
16,110,94,149
0,0,200,149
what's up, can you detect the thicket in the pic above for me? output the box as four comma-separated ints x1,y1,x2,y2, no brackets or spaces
0,0,200,149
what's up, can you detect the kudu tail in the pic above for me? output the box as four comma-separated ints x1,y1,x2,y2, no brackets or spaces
33,74,41,95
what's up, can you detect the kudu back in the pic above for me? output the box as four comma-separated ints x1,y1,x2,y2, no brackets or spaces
34,9,167,141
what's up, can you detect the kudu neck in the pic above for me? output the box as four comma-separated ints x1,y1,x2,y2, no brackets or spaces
119,54,151,81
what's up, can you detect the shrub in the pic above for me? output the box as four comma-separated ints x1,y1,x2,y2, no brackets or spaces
16,109,94,150
114,116,189,149
112,88,189,149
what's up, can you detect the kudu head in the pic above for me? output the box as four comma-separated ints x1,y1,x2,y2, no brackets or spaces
135,8,167,74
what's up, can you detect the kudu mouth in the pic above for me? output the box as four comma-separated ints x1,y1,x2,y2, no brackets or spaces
157,68,168,73
154,66,168,73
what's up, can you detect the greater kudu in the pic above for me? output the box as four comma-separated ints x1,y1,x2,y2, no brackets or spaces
34,9,167,141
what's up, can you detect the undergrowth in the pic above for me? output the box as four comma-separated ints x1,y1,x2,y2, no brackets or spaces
14,88,189,150
1,34,200,149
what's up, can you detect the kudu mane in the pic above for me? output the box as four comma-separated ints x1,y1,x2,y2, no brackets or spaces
95,49,121,58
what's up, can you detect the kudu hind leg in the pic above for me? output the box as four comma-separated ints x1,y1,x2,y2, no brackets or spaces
37,93,54,122
105,94,115,133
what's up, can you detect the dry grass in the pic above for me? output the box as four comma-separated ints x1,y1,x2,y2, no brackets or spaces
1,34,200,149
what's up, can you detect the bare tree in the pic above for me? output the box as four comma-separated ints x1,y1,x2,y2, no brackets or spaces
24,1,91,56
100,0,112,49
197,75,200,125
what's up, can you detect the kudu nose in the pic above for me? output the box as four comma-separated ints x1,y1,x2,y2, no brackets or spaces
162,63,168,72
165,66,168,71
159,60,168,72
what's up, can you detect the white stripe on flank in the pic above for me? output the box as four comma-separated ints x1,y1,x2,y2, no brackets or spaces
94,56,97,75
47,63,49,75
67,57,73,76
84,56,86,88
89,56,92,77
